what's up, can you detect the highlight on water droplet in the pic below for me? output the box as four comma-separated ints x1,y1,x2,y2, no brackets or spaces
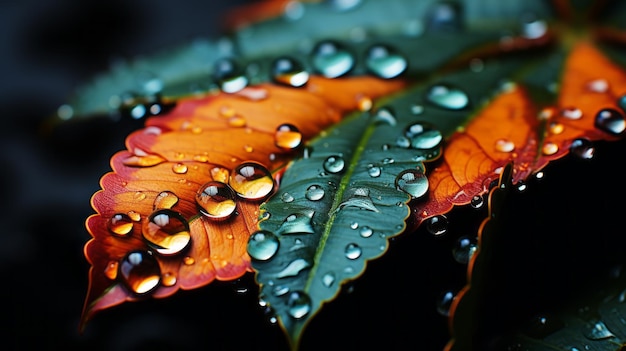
108,213,134,236
271,56,309,87
321,272,336,287
323,155,345,174
453,236,478,264
426,83,469,110
247,230,280,261
214,57,248,93
153,191,179,210
229,161,275,200
395,169,429,199
365,44,407,79
436,290,456,317
287,291,312,319
359,226,373,238
142,209,191,256
275,123,302,150
595,108,626,135
569,138,595,159
311,40,355,78
196,181,237,220
426,215,448,236
542,142,559,156
345,243,362,260
118,250,161,295
495,138,515,152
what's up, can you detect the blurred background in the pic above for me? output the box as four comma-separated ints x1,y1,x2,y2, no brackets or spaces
3,1,626,350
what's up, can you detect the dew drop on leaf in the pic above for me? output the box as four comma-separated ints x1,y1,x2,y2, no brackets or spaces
214,57,248,93
495,138,515,152
118,250,161,295
281,192,295,203
542,142,559,156
153,191,179,210
436,290,456,317
569,138,595,159
323,155,346,174
276,258,311,278
275,123,303,150
196,181,237,220
321,272,336,287
595,108,626,135
277,212,316,235
453,236,478,264
229,161,275,200
560,106,583,120
583,320,615,340
107,213,134,236
359,226,373,238
426,215,448,236
405,122,443,149
172,162,188,174
287,291,312,319
271,56,309,87
368,165,382,178
365,44,407,79
104,261,118,280
305,184,325,201
311,40,354,78
586,78,609,93
426,84,469,110
247,230,280,261
470,195,484,209
372,105,397,126
161,272,177,287
395,169,429,199
345,243,362,260
142,209,191,256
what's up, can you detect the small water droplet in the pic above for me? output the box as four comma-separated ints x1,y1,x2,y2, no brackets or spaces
275,123,302,150
368,166,382,178
281,192,295,203
229,161,275,200
470,195,484,209
271,56,309,87
161,272,177,287
359,226,373,238
436,290,456,317
405,122,443,149
153,191,179,210
426,84,469,110
277,211,316,235
272,285,290,297
453,236,478,264
57,104,74,120
133,191,147,202
323,155,345,174
183,256,195,265
305,184,325,201
495,139,515,152
570,138,595,159
172,163,188,174
426,215,448,236
122,152,166,167
372,106,397,126
119,250,161,294
586,79,609,93
322,272,336,287
350,221,359,229
104,261,118,280
127,210,141,222
395,169,429,199
276,258,311,278
142,209,191,256
311,40,355,78
287,291,311,319
426,2,461,32
365,44,407,79
595,108,626,135
214,57,248,93
521,15,547,39
108,213,134,236
561,107,582,120
549,121,564,134
228,115,247,127
583,320,615,340
345,243,362,260
196,181,237,220
247,230,280,261
542,142,559,156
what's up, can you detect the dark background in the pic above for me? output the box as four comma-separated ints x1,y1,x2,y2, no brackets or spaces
2,1,626,350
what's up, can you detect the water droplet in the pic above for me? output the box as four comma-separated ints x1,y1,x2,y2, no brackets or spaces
305,184,325,201
521,15,547,39
311,40,355,78
584,320,615,340
426,84,469,110
228,115,247,127
542,142,559,156
183,256,195,265
108,213,134,236
359,226,373,238
405,122,443,149
549,121,564,134
470,195,484,209
495,139,515,152
57,104,74,120
271,56,309,87
127,210,141,222
372,106,397,126
345,243,362,260
368,165,382,178
586,79,609,93
595,108,626,135
281,192,295,203
161,272,177,287
453,236,478,264
283,0,305,20
426,2,462,32
275,123,302,150
104,261,118,280
272,285,290,296
322,272,336,287
276,258,311,278
196,181,237,220
287,291,311,319
396,136,411,148
436,290,456,317
172,163,188,174
122,152,166,167
350,221,359,229
229,161,275,200
277,211,315,235
214,57,248,93
570,138,595,159
323,155,345,174
395,169,429,199
337,187,380,212
153,191,179,210
142,209,191,256
247,230,280,261
411,104,424,115
426,215,448,236
561,107,582,120
210,167,230,183
365,44,407,79
118,250,161,294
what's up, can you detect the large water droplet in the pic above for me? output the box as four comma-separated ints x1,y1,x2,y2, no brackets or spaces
405,122,443,149
247,230,280,261
271,56,309,87
426,215,448,236
345,243,362,259
305,184,325,201
196,181,237,220
276,258,311,278
395,169,429,199
153,191,179,210
229,161,275,200
142,209,191,256
368,165,381,178
287,291,312,319
453,236,478,264
323,155,345,174
119,250,161,294
311,41,355,78
426,84,469,110
214,57,248,93
470,195,484,209
595,108,626,135
275,123,302,150
359,226,373,238
365,44,407,79
108,213,134,236
277,211,316,235
569,138,595,159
